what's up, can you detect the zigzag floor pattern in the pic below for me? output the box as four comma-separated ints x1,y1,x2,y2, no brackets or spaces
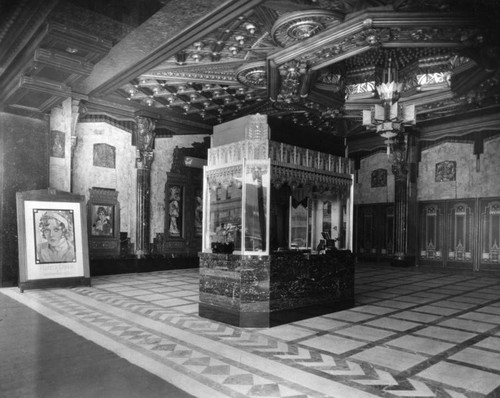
2,265,500,398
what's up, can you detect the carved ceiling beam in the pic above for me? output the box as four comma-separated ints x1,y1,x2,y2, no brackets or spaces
418,107,500,139
0,0,58,79
84,0,267,97
269,11,476,68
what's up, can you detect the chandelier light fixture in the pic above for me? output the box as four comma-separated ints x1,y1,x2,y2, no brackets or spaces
363,59,415,157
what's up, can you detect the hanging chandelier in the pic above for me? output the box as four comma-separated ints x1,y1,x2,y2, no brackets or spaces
362,61,415,156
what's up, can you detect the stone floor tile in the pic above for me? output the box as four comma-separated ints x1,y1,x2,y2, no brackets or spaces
413,326,477,343
375,300,417,310
458,311,500,324
449,347,500,372
474,336,500,352
152,298,191,307
335,325,396,342
365,317,421,332
301,334,368,355
386,335,455,355
323,310,376,323
437,318,497,333
293,317,350,331
350,346,426,372
259,324,318,341
391,311,442,323
411,305,462,316
417,362,500,395
350,305,396,316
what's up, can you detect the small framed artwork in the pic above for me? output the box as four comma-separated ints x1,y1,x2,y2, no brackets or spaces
87,188,120,259
16,189,90,292
90,204,115,237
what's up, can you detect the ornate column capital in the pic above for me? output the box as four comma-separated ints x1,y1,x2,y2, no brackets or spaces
134,116,156,169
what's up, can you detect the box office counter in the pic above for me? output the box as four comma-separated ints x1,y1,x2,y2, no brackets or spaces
199,250,355,327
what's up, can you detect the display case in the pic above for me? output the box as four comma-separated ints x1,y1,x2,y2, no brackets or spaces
199,114,355,327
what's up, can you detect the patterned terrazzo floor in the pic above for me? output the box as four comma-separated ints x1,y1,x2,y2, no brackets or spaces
2,264,500,398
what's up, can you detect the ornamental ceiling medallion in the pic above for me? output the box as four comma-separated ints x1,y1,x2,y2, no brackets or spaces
271,9,345,48
236,62,267,89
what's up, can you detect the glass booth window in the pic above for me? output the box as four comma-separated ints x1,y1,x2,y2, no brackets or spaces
244,166,268,253
208,184,242,250
290,198,309,249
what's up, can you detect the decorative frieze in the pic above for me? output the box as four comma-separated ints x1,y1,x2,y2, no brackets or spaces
206,165,243,190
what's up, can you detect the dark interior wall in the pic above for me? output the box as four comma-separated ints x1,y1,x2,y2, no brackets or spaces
268,118,345,157
0,112,49,286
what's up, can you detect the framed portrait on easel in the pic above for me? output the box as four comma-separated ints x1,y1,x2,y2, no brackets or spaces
16,188,90,292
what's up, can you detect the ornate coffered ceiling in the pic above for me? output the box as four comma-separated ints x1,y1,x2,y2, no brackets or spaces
1,0,500,151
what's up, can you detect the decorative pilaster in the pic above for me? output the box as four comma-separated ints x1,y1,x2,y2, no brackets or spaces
134,116,156,258
70,99,86,192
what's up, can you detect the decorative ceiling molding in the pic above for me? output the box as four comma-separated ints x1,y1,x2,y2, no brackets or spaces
270,9,345,48
85,0,267,97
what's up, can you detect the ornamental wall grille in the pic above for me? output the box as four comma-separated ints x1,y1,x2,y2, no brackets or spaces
269,141,351,174
271,164,351,197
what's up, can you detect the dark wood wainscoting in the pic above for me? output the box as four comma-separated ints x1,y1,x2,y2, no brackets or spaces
354,203,394,263
418,197,500,271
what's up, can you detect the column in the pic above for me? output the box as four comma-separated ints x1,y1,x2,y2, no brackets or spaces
134,116,156,258
390,133,417,267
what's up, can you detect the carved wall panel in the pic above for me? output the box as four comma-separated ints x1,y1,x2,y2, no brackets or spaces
479,198,500,270
418,199,476,270
418,202,445,265
371,168,387,187
354,203,394,262
93,143,116,168
435,160,456,182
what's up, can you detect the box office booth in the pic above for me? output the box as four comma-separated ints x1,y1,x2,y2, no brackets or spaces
199,114,356,327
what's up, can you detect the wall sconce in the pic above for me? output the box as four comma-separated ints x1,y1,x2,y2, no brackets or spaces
145,98,154,106
193,41,204,51
228,46,239,55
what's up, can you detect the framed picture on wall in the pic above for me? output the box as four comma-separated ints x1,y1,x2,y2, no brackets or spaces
90,204,115,237
16,189,90,292
87,188,120,259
